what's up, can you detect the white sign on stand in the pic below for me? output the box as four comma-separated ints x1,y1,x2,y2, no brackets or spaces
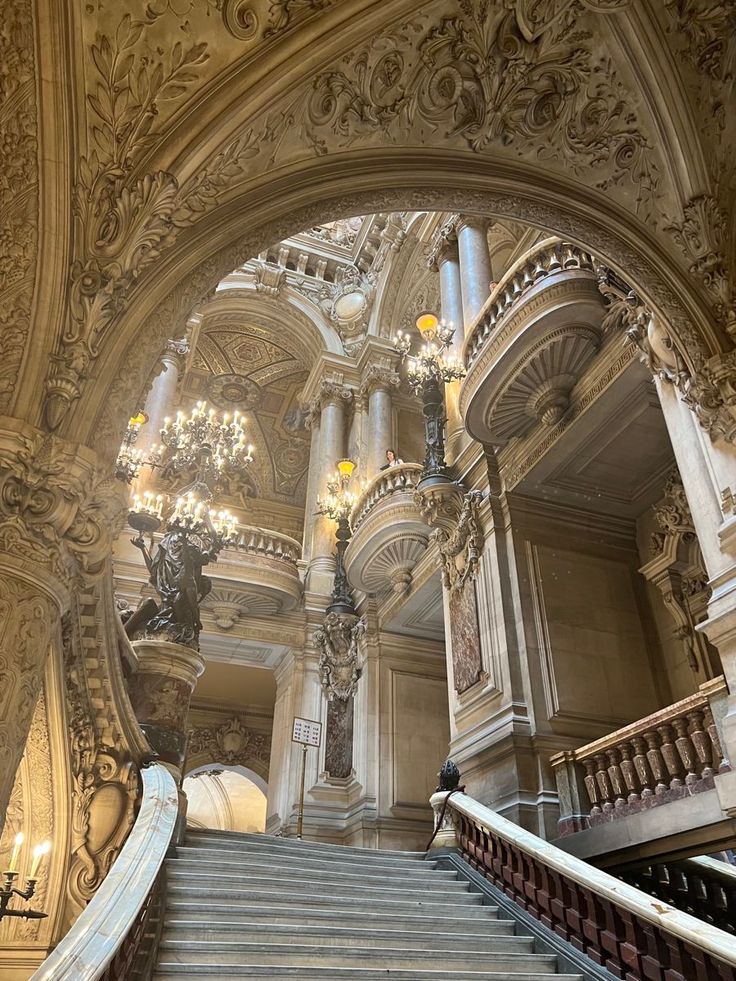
292,717,322,747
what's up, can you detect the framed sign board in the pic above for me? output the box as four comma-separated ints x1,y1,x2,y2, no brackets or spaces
292,717,322,747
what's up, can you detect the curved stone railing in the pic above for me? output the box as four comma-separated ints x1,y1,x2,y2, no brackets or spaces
31,763,178,981
463,238,596,370
229,524,301,565
432,789,736,980
350,463,424,532
551,678,729,832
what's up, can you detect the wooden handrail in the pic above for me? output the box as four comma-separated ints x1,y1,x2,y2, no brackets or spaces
434,790,736,978
31,764,178,981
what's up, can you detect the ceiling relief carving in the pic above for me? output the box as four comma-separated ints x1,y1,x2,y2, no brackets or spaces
303,3,660,217
0,0,38,416
184,323,310,508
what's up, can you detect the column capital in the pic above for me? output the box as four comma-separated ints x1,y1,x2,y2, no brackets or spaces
317,380,354,411
162,337,189,370
359,364,400,400
0,416,128,602
426,214,460,270
456,215,491,236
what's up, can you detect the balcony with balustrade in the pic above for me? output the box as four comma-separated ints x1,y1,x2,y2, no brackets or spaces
343,462,429,598
550,678,736,867
459,238,607,447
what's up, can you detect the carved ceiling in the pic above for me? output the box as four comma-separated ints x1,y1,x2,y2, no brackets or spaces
2,0,735,464
183,321,310,510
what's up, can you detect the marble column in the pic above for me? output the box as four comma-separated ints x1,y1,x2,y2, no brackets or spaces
432,231,465,455
138,338,189,453
362,367,399,478
457,216,493,336
309,382,352,596
654,376,736,772
301,409,322,566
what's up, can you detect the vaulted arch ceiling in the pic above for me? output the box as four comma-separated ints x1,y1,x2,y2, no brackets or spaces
6,0,734,461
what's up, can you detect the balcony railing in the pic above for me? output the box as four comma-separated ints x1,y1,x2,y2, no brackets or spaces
551,678,729,833
463,238,596,370
227,525,301,565
350,463,424,532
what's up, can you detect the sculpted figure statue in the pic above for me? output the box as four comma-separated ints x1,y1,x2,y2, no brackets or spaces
125,528,214,649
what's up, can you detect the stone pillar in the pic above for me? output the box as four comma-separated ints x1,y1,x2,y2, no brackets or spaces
301,408,322,565
309,382,352,596
429,225,465,456
0,419,125,837
361,367,399,478
456,216,493,336
654,377,736,775
128,639,205,836
138,339,188,453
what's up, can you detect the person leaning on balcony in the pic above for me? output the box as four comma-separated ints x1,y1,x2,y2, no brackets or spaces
380,448,404,471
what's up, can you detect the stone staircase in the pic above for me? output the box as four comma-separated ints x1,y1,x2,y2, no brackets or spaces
153,829,585,980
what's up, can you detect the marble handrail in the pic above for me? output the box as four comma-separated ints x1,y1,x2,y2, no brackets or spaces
31,763,178,981
552,678,728,819
434,790,736,977
463,237,596,370
228,524,301,565
350,462,424,531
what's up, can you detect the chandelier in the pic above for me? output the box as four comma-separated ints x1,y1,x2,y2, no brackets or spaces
393,312,466,392
160,402,254,485
115,414,163,483
129,490,237,547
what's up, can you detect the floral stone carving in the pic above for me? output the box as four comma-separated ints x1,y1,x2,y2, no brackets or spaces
314,611,366,702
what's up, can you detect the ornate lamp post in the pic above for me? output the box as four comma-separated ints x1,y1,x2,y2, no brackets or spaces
317,458,358,616
393,312,465,488
124,401,253,650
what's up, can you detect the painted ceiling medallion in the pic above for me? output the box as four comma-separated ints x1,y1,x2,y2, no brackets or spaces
209,373,262,411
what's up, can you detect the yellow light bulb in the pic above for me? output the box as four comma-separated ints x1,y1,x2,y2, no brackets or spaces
415,311,439,335
336,459,355,478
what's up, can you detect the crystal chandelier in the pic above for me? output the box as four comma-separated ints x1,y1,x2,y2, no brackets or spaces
129,490,236,548
115,414,163,483
393,313,466,393
160,402,254,485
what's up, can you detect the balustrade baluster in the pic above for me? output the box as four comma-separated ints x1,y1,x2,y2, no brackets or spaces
605,747,626,808
687,711,715,777
704,706,727,770
548,246,562,272
511,274,523,298
673,716,699,785
631,735,655,797
617,742,641,802
583,757,602,815
594,753,615,812
643,731,669,794
657,723,686,788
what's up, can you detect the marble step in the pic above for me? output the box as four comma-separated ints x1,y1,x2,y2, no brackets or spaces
155,970,583,980
165,872,479,905
182,834,430,869
161,920,522,949
166,857,461,890
184,831,426,861
173,845,444,878
156,941,559,973
164,902,504,932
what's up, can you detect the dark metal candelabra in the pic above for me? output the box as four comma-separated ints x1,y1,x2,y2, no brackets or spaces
0,871,47,922
317,459,357,616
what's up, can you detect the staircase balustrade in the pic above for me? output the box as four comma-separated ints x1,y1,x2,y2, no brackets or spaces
463,238,596,370
551,679,729,832
431,789,736,981
31,763,178,981
619,856,736,936
350,462,424,531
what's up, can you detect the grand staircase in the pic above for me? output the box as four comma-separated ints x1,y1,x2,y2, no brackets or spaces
152,829,585,980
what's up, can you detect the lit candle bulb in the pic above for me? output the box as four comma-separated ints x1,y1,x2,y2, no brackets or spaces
29,841,50,880
8,832,23,872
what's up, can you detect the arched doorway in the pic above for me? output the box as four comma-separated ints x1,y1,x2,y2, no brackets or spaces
183,764,268,833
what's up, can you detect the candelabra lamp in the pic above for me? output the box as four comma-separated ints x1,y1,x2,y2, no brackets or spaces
393,312,465,488
126,490,238,649
317,459,358,616
115,413,163,483
0,834,50,922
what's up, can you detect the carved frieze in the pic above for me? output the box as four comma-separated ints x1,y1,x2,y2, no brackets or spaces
314,611,365,702
433,490,485,594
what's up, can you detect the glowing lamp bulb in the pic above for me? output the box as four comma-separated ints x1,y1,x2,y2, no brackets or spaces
336,459,355,479
415,311,439,335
